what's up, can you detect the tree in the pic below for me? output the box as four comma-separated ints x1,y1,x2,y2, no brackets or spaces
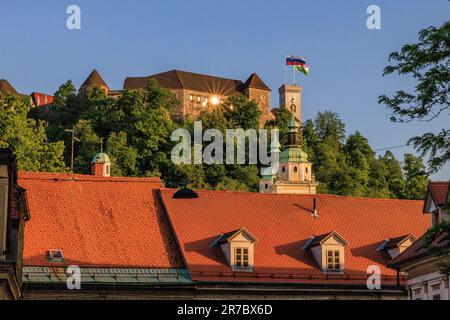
224,96,261,130
106,131,139,177
0,94,67,172
379,21,450,172
402,153,429,200
380,150,405,198
423,220,450,277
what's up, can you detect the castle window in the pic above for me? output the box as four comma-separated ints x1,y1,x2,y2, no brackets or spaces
294,166,298,173
265,183,269,190
305,167,309,174
282,167,286,173
197,96,201,102
189,95,193,101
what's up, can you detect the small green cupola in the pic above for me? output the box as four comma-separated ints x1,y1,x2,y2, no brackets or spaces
91,152,111,177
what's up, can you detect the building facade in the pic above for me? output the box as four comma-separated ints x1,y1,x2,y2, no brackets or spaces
0,149,29,300
389,181,450,300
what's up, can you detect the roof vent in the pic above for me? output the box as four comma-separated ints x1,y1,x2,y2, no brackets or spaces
47,249,64,263
173,188,199,199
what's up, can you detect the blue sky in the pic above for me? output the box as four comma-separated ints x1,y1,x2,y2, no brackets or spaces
1,0,449,179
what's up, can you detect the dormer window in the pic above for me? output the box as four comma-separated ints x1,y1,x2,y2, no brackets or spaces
211,228,257,272
303,231,348,273
235,248,249,268
326,250,341,271
377,234,417,259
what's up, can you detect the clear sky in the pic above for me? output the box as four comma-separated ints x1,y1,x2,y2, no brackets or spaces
1,0,449,179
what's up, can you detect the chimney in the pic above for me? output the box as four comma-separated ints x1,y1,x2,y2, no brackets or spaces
312,198,319,219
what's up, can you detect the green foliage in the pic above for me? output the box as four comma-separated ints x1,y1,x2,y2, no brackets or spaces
379,21,450,172
402,153,429,200
423,220,450,277
0,94,67,172
11,75,429,198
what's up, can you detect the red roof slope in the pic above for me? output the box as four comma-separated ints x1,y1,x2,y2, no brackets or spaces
429,181,449,206
160,190,430,285
19,172,183,269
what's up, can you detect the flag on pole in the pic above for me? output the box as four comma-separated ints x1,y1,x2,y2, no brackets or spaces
286,55,306,66
295,64,310,76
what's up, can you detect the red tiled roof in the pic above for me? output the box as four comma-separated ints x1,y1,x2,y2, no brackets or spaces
19,171,183,269
160,190,430,285
30,92,54,107
389,232,449,267
429,181,449,206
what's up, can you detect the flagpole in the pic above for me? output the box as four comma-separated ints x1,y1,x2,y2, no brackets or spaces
284,56,287,84
293,66,296,85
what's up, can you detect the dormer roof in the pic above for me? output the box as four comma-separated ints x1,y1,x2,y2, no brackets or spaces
383,234,417,250
307,231,349,249
212,228,257,247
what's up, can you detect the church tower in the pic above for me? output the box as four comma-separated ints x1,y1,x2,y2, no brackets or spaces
279,84,302,124
259,113,317,195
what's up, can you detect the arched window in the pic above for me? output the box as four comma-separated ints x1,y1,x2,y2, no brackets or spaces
294,166,298,173
282,167,286,173
265,183,269,190
305,167,309,174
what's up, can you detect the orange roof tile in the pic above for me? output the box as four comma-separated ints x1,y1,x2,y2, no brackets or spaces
160,189,430,284
429,181,449,206
19,171,183,269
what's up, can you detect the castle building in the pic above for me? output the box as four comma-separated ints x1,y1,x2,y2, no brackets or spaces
77,69,275,126
124,70,274,126
260,113,318,195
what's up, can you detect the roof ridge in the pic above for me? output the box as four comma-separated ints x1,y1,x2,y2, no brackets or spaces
160,188,424,202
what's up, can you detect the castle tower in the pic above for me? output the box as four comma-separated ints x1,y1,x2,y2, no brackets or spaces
279,84,302,124
260,113,317,195
243,73,274,126
91,152,111,177
80,69,110,95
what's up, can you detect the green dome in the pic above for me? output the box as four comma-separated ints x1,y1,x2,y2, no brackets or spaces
91,152,111,164
280,147,309,163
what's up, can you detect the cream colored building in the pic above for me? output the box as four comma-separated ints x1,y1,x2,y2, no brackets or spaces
389,181,450,300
